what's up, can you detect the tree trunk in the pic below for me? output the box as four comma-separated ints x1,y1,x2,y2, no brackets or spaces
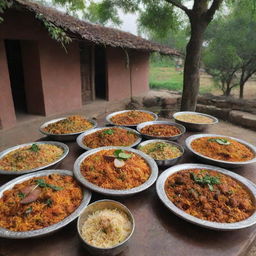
180,17,207,111
239,83,245,99
224,82,232,97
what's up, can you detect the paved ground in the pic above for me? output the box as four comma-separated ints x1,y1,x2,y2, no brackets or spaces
0,110,256,255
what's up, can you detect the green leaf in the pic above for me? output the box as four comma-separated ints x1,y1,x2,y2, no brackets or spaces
190,172,221,191
45,199,53,207
35,179,63,191
114,149,123,158
29,144,40,152
118,152,132,159
18,192,25,199
25,206,33,215
208,138,231,145
102,129,114,135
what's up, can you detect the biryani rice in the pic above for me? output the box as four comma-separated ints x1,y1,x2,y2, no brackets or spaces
140,124,181,137
176,114,214,124
0,144,64,171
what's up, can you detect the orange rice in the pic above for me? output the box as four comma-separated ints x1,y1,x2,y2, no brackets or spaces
140,124,181,137
110,111,155,125
191,137,255,162
80,149,151,189
43,115,93,134
0,174,83,231
0,144,64,171
82,127,139,148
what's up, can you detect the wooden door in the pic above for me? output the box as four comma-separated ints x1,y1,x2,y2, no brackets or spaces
80,43,94,103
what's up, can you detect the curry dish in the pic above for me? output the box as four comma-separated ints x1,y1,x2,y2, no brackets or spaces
80,149,151,189
43,115,93,134
191,137,255,162
0,174,83,231
0,144,64,171
110,111,155,125
165,168,255,223
82,127,139,148
140,124,181,137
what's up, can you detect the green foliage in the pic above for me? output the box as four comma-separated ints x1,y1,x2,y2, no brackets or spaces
0,0,12,23
36,13,72,52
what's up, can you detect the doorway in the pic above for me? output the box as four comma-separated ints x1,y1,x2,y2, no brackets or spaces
5,40,27,114
95,46,107,99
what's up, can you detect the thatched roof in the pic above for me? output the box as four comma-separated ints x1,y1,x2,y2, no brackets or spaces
12,0,179,56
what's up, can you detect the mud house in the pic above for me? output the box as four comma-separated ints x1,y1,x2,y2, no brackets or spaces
0,0,178,129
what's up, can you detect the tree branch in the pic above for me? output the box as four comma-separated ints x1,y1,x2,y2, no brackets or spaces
206,0,223,22
164,0,191,15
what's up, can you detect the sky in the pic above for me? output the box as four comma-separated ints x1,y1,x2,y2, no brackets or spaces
118,11,138,35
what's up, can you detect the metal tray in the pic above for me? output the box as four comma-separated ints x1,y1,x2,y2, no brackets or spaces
185,134,256,168
73,146,158,196
156,163,256,231
0,141,69,175
173,111,218,131
76,126,142,151
0,169,92,238
39,116,97,141
137,121,186,141
137,139,184,167
105,110,158,127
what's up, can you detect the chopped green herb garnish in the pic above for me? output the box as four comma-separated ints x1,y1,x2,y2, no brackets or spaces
45,199,53,207
18,192,25,199
25,206,33,215
29,144,40,152
35,179,63,191
190,172,221,191
114,149,132,160
102,129,114,135
208,138,231,145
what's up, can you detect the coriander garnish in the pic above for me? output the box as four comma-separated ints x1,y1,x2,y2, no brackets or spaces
35,179,63,191
29,144,40,152
208,138,230,145
190,172,221,191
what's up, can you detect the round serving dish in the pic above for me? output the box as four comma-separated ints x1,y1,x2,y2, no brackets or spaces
156,163,256,231
137,139,184,167
185,134,256,168
173,111,218,131
73,146,158,196
77,199,135,256
0,169,92,239
0,141,69,175
106,110,158,127
39,116,97,141
76,126,142,151
137,121,186,141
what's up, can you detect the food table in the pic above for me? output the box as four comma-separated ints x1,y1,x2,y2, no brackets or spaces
0,120,256,256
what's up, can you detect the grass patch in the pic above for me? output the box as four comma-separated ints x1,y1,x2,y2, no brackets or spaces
149,65,216,94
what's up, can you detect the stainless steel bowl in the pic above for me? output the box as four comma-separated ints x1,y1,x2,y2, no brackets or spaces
73,146,158,196
137,139,184,167
39,116,97,141
106,110,158,127
76,126,142,151
0,169,92,238
0,141,69,175
156,163,256,231
185,134,256,168
173,111,218,131
136,121,186,141
77,199,135,255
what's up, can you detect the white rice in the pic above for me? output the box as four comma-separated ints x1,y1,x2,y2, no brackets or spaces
81,208,132,248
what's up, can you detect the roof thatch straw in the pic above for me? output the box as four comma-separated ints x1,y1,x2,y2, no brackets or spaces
13,0,180,56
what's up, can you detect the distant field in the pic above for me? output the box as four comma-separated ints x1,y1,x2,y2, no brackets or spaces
149,66,217,95
149,64,256,99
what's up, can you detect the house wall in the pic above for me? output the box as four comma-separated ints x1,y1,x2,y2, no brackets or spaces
0,9,82,128
106,47,149,101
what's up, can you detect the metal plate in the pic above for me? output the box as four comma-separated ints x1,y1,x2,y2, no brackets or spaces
39,116,97,141
156,163,256,231
0,141,69,175
76,126,142,151
0,169,92,238
105,110,158,127
136,121,186,141
77,199,135,255
73,146,158,196
173,111,218,131
137,139,184,167
185,134,256,168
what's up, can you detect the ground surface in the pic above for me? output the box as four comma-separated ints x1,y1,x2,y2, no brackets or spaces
0,111,256,255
